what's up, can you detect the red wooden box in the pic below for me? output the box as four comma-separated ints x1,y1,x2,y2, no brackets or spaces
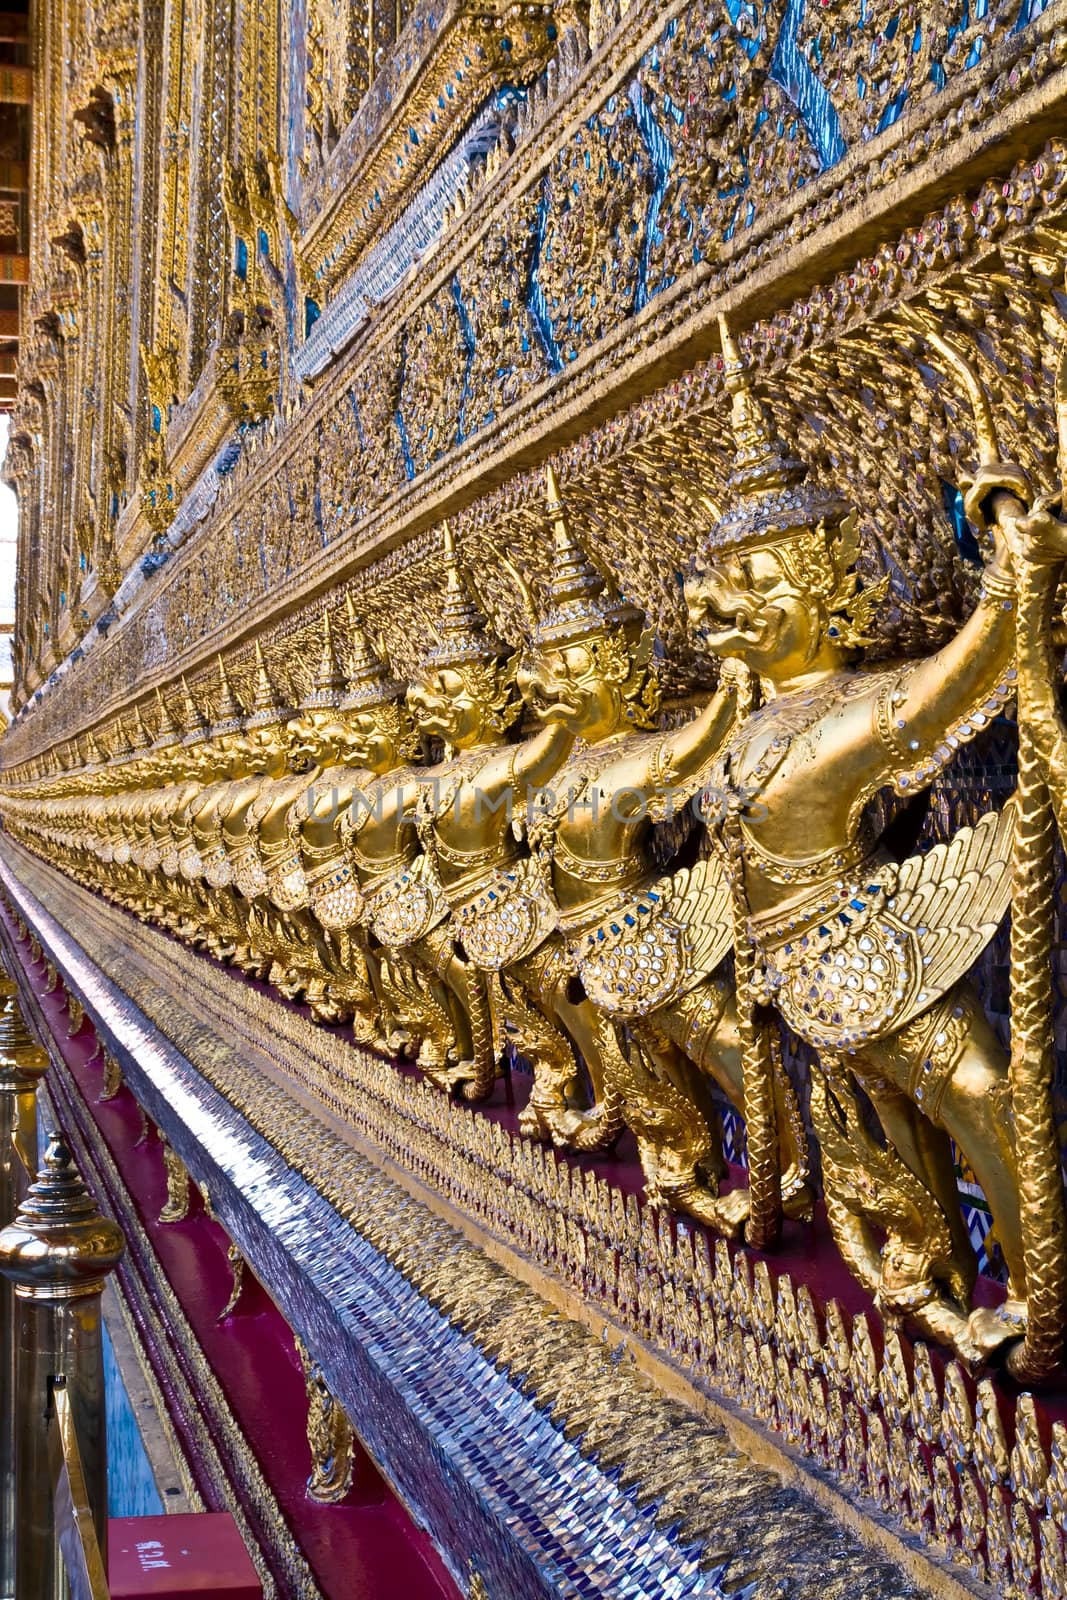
109,1513,262,1599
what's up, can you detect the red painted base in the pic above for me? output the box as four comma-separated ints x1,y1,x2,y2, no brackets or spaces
110,1513,262,1598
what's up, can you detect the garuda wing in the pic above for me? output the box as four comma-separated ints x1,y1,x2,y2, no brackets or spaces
672,855,734,985
891,799,1015,1009
762,802,1014,1052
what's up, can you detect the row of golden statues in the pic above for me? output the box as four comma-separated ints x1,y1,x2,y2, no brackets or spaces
9,323,1067,1380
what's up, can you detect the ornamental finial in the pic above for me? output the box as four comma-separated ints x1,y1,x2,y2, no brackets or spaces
152,685,181,748
302,609,348,710
210,655,244,737
0,1134,125,1298
703,315,847,558
534,463,641,647
180,674,211,743
340,594,404,710
419,521,507,670
243,640,290,730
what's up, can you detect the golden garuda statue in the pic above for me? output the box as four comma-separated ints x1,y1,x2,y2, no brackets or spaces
684,317,1067,1377
11,320,1067,1383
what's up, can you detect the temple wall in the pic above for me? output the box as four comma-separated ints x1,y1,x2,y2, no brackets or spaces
7,0,1067,1594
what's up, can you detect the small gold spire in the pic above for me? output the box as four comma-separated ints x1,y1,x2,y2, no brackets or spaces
420,521,506,669
700,315,848,557
303,609,348,709
180,674,211,742
533,463,641,646
211,655,243,734
152,685,181,747
127,706,151,752
340,596,403,710
107,718,133,761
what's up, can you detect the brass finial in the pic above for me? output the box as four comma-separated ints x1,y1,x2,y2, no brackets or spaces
0,1134,125,1298
0,994,49,1088
0,997,42,1049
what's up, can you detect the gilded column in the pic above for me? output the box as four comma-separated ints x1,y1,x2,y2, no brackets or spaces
90,62,138,600
128,0,165,494
183,0,232,391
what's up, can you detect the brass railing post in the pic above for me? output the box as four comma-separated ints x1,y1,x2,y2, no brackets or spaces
0,982,49,1600
0,1134,124,1600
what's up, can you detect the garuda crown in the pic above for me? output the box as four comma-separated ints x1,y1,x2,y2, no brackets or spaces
340,594,406,711
532,465,643,647
707,316,849,559
419,522,510,671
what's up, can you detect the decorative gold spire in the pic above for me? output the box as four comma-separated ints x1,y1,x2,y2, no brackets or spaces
127,705,151,752
243,640,291,730
534,464,642,646
420,521,507,670
210,655,244,737
152,685,181,748
706,316,847,557
107,717,133,761
340,594,404,710
302,609,348,710
180,674,211,743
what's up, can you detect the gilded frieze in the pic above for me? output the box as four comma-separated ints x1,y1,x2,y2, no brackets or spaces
454,205,544,430
397,284,472,473
8,14,1067,748
10,0,1067,736
298,0,577,293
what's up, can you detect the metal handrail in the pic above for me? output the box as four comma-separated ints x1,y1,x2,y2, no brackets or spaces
49,1381,111,1600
